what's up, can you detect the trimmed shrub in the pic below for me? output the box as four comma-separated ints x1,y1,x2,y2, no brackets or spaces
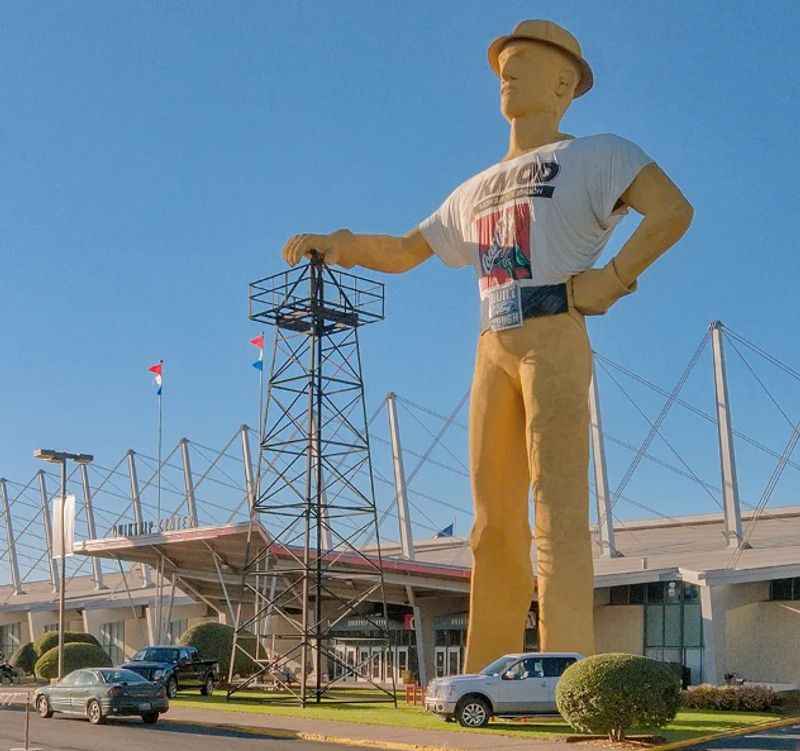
682,684,779,712
34,631,100,658
178,622,257,680
556,653,681,741
10,642,37,675
34,642,111,680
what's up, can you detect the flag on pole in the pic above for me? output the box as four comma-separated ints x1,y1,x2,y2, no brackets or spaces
435,523,454,538
148,361,163,395
52,494,76,558
250,335,264,371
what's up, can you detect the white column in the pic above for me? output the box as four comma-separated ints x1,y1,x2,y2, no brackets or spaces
699,583,730,684
78,464,105,590
710,322,745,548
588,364,618,558
126,451,152,587
179,439,199,527
37,471,59,593
0,479,23,594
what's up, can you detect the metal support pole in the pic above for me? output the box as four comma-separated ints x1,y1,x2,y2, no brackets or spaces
78,464,104,590
0,478,23,595
710,321,745,548
57,459,66,681
127,451,152,586
588,364,619,558
386,393,414,559
179,439,199,527
240,425,256,512
386,392,428,684
36,471,59,593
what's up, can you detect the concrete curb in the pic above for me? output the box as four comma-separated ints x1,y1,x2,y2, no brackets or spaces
161,713,800,751
161,718,452,751
651,715,800,751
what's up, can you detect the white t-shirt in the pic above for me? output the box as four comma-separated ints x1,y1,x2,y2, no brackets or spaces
419,134,653,331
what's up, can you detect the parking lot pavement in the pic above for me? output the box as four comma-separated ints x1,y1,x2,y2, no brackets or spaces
694,723,800,751
0,707,357,751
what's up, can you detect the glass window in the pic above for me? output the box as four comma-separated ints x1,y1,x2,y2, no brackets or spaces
100,669,148,684
684,648,703,685
543,657,576,677
665,581,682,604
770,578,794,601
0,623,21,658
630,584,647,604
664,605,682,646
646,605,664,646
794,579,800,601
99,622,125,665
683,584,699,602
645,647,664,662
610,586,629,605
75,671,97,686
683,603,702,647
434,631,446,647
647,582,665,603
59,671,80,686
166,619,188,645
480,655,518,676
521,658,545,679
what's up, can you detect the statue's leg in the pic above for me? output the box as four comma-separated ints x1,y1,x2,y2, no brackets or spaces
463,332,534,674
519,310,595,656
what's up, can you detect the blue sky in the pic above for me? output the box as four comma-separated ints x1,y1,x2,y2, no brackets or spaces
2,0,800,562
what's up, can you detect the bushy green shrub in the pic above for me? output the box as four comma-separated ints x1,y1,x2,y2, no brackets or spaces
178,622,257,680
34,643,111,680
10,642,37,675
682,684,779,712
556,653,681,741
34,631,100,658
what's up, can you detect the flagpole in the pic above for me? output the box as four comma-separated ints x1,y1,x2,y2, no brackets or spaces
157,359,164,524
257,332,265,447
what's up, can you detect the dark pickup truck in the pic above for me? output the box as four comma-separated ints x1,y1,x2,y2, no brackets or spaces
120,645,219,699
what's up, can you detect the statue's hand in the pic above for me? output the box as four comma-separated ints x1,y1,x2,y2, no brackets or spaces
570,260,637,316
281,229,357,268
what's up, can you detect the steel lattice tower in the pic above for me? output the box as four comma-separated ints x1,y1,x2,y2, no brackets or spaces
227,255,395,706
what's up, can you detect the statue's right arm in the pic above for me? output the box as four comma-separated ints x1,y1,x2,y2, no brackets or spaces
281,228,433,274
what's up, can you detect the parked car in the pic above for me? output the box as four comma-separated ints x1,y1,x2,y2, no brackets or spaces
425,652,582,728
120,645,219,699
34,667,169,725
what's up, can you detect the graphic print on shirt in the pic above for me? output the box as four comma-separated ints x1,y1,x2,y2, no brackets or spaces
473,160,559,296
476,203,532,294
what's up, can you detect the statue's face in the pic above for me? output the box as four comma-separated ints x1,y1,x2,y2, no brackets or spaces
498,40,577,122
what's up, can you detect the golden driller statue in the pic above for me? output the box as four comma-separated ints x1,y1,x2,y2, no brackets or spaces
282,20,693,672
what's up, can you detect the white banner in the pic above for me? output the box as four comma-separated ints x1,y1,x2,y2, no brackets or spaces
51,494,76,558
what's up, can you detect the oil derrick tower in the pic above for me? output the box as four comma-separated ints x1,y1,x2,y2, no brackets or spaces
227,254,395,706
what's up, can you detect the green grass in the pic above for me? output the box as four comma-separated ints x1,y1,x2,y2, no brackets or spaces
171,690,785,742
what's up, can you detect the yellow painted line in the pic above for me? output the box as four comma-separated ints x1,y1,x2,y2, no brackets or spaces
652,715,800,751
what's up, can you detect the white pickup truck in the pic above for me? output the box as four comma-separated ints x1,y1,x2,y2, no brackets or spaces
424,652,582,727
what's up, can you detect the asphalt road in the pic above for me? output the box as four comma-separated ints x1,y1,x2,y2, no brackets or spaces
0,707,356,751
696,724,800,751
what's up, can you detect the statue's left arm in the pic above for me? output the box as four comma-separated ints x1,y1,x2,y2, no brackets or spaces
572,163,694,315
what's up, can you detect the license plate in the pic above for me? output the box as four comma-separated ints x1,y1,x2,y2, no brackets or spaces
139,702,151,711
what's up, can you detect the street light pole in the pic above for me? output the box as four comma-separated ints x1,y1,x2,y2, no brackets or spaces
58,457,66,682
34,448,93,682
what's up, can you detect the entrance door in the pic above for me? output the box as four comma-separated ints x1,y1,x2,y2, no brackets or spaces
434,647,446,678
396,646,409,682
357,647,370,681
370,647,383,682
345,646,357,682
446,646,461,676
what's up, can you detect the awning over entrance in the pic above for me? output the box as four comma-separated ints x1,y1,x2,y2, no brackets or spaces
72,521,471,620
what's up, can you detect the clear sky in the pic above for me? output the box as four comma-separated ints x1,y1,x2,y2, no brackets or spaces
2,0,800,568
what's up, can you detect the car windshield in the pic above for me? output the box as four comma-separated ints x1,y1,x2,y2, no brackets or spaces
480,656,519,676
132,648,180,662
99,669,148,684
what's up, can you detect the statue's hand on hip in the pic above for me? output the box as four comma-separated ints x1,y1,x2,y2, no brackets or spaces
281,229,357,268
570,259,638,316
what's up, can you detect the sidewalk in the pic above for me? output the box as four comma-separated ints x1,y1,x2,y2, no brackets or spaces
164,704,571,751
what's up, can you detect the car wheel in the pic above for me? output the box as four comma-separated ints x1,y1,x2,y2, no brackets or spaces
455,696,491,728
37,696,53,719
87,699,105,725
141,711,159,724
200,675,214,696
166,677,178,699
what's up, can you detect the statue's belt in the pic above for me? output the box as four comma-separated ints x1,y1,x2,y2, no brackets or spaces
520,283,569,319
